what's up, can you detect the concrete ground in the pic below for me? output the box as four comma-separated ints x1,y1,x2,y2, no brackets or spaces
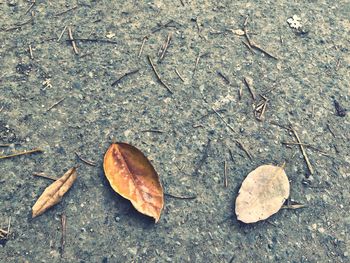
0,0,349,262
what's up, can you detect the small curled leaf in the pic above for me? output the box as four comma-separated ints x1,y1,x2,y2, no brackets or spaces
32,167,77,218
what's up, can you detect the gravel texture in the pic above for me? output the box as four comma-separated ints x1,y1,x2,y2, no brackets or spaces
0,0,349,262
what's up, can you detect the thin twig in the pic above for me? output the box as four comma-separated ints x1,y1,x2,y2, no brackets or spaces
254,96,268,121
67,27,78,55
229,149,235,163
7,217,11,237
238,85,243,100
270,121,293,131
0,149,43,159
251,43,278,60
217,71,230,85
193,52,209,77
33,172,58,181
165,192,197,200
211,106,253,160
147,56,173,94
243,77,256,100
141,129,164,133
282,204,307,209
242,16,278,60
3,17,33,31
47,97,65,111
211,106,235,133
28,45,34,59
75,152,96,166
54,6,78,17
60,213,67,257
242,40,256,54
291,127,314,175
327,123,336,138
138,37,147,57
111,69,140,86
234,139,253,160
67,38,118,44
57,25,67,42
159,32,172,62
281,142,329,156
224,160,228,187
175,68,185,82
24,1,36,15
0,143,20,147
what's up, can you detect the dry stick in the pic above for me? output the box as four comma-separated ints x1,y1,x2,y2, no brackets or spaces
193,53,201,77
55,5,78,17
269,121,292,131
111,69,140,86
138,37,147,57
238,85,243,100
217,71,230,85
57,25,67,42
60,213,67,257
47,97,65,111
282,142,319,148
327,124,336,138
69,38,118,44
165,192,197,200
75,152,96,166
234,139,253,160
67,27,78,55
282,204,307,209
242,40,256,54
28,45,34,59
141,129,164,133
0,143,20,147
211,107,253,160
254,97,268,121
179,0,185,6
147,56,173,94
0,149,43,159
211,106,235,133
175,68,185,82
224,160,228,187
282,142,329,156
229,149,235,163
159,32,172,62
33,172,58,181
25,1,36,15
243,16,278,60
251,44,278,60
243,77,256,100
4,17,33,31
291,127,314,175
151,20,180,34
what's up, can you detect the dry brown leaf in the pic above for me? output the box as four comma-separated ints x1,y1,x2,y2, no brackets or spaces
103,143,164,222
235,164,290,223
32,167,77,218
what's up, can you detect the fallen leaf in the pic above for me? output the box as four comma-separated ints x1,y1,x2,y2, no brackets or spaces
103,143,164,222
235,164,290,223
32,167,77,218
